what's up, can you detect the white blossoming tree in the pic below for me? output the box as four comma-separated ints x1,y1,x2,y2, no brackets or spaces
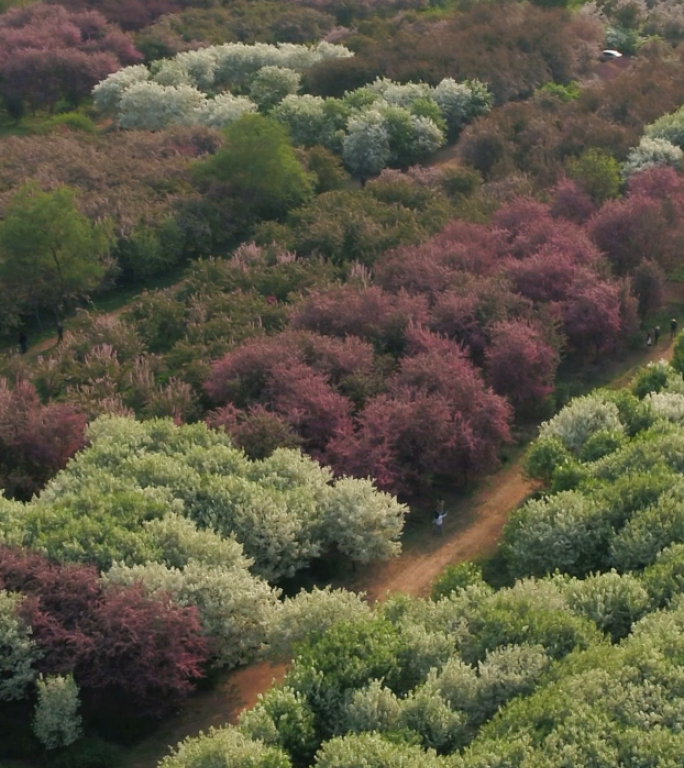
92,64,150,116
0,591,39,702
342,110,391,183
33,417,406,582
266,587,372,658
502,490,611,578
645,105,684,148
32,674,83,750
538,394,625,456
160,727,292,768
192,93,257,129
273,94,347,149
622,136,683,179
322,477,407,565
118,82,206,130
433,78,493,138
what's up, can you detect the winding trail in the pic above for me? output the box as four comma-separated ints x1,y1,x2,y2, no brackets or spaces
128,333,678,768
128,457,533,768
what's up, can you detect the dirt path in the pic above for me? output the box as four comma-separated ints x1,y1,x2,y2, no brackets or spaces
127,456,533,768
128,663,289,768
122,333,682,768
350,459,533,602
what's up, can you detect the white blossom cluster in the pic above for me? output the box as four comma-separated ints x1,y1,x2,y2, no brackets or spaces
93,46,491,178
93,40,352,124
622,136,683,180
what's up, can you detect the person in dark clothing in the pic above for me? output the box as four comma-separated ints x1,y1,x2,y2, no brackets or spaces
19,331,27,354
654,326,661,344
57,323,64,343
672,318,678,340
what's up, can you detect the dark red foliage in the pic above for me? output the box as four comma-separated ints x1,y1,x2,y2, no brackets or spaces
631,260,666,321
204,331,375,408
204,335,301,408
561,278,624,360
375,221,501,302
0,378,87,500
589,172,684,275
429,291,488,359
328,333,512,494
505,253,594,304
491,198,555,259
627,166,684,201
3,48,119,113
491,198,600,265
292,331,376,384
485,320,560,411
0,5,142,112
205,333,360,455
327,391,463,495
550,178,597,224
266,361,354,457
429,278,532,363
290,285,430,355
0,547,100,629
375,243,457,299
375,222,501,299
48,0,183,31
390,334,512,444
589,195,672,274
0,547,207,719
207,403,303,460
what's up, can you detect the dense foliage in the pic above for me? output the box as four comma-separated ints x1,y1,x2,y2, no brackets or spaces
0,4,141,116
0,413,409,756
3,0,684,763
155,355,684,767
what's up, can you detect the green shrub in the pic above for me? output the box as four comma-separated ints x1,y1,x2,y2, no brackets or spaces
431,562,484,601
43,112,97,134
50,737,121,768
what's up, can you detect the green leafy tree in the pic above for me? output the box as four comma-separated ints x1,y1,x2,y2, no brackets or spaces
671,333,684,377
562,570,649,641
194,113,314,223
0,185,112,324
160,727,292,768
286,617,407,734
238,687,319,767
250,66,301,112
566,149,621,205
314,732,445,768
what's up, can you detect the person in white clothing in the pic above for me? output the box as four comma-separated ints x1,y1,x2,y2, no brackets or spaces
433,499,447,534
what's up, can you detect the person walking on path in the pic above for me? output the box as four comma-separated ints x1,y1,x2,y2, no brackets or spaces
646,331,652,347
654,326,661,344
57,323,64,343
672,318,678,340
18,331,27,355
433,499,447,535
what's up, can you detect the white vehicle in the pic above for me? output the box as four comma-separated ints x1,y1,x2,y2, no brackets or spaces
599,49,623,61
